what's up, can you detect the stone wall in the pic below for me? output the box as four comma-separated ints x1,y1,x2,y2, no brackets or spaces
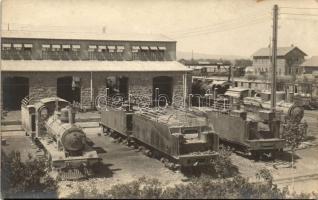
95,72,186,107
1,71,188,110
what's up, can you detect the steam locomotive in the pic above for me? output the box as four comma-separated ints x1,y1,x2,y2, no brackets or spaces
99,99,219,170
191,79,306,159
21,97,101,180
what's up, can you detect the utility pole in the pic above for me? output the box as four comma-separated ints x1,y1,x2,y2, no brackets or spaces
271,4,278,111
191,50,194,62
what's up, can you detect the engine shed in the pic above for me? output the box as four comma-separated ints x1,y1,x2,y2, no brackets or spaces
1,31,192,111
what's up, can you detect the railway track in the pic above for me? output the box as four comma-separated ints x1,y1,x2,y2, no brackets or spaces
274,173,318,185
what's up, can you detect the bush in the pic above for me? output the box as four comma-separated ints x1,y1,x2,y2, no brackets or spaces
1,151,57,198
67,169,296,199
209,146,238,178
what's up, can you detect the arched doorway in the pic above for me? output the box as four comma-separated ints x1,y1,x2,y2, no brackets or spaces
106,76,129,98
153,76,173,106
2,77,29,110
57,76,81,103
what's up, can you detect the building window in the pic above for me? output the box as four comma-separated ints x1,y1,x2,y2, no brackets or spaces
116,46,125,61
107,46,116,61
140,46,149,61
21,44,33,60
71,45,80,60
12,44,23,60
158,46,166,61
61,45,71,60
41,44,51,59
88,45,97,60
132,46,140,60
97,45,106,60
1,44,12,59
51,44,61,60
149,46,158,60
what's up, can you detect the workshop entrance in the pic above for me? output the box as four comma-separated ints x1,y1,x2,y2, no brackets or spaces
106,76,129,98
153,76,173,106
2,77,29,110
57,76,81,103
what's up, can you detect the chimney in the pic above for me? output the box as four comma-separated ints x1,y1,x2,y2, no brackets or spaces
291,44,294,47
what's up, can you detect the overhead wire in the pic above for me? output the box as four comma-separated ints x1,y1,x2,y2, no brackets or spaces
173,17,271,39
280,17,318,23
280,13,318,17
168,14,271,37
166,7,271,34
280,6,318,10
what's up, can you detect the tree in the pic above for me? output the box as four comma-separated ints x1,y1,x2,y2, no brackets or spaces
281,119,306,191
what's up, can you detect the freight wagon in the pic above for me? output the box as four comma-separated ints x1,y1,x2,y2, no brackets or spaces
99,103,219,170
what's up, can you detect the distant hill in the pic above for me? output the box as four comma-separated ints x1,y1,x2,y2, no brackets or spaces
177,51,248,61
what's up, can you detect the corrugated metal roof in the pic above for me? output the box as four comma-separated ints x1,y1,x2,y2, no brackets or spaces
300,56,318,67
252,46,307,57
1,60,192,72
2,30,176,42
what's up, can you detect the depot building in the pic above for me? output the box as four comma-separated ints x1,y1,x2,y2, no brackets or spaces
1,31,192,110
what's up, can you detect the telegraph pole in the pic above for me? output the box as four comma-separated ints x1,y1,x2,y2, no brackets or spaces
271,4,278,111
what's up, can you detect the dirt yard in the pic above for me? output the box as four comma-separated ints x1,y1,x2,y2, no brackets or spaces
2,110,318,197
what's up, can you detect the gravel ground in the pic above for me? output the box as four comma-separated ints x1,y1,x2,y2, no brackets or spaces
58,127,186,198
2,110,318,197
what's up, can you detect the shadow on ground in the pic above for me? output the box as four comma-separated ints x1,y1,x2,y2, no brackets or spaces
92,163,121,179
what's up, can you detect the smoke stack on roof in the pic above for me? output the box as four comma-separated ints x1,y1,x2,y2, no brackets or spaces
291,44,294,47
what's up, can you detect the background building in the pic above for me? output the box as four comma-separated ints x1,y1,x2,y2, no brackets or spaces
299,56,318,74
252,46,307,76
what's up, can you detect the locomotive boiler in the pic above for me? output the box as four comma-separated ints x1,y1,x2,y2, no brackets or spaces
45,107,86,156
21,97,100,180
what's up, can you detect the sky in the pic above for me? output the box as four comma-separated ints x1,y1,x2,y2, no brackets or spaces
2,0,318,58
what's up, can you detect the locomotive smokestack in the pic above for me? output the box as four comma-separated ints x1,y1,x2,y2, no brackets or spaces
68,106,75,124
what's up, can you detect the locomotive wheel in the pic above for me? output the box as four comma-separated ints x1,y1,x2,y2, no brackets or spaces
174,164,181,171
132,143,139,149
137,146,145,152
271,150,281,159
144,149,153,157
152,151,161,159
251,151,262,161
102,126,108,134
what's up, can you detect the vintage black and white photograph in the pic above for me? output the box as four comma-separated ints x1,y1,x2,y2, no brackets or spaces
1,0,318,199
